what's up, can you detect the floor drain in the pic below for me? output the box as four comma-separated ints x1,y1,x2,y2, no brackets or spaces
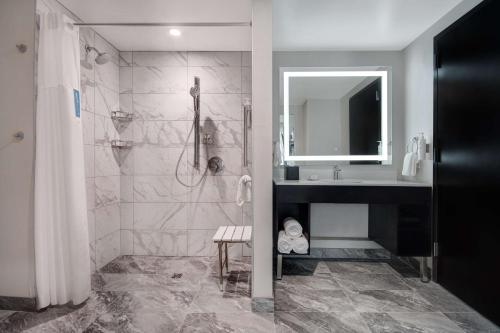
171,273,183,279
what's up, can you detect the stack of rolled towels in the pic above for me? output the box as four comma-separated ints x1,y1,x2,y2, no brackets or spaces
277,217,309,254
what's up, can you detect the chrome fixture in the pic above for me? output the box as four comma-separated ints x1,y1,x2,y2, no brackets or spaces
111,140,133,149
208,156,224,175
85,44,110,65
333,165,342,180
243,99,252,167
190,77,201,169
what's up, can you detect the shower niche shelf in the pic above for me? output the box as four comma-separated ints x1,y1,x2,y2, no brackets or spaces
111,140,133,149
111,110,133,122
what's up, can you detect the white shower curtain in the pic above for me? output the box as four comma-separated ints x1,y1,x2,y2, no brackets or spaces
35,12,90,309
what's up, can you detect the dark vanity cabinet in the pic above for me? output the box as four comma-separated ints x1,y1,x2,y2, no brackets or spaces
273,181,432,264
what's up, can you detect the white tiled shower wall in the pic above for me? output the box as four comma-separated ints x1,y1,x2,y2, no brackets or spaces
118,51,252,257
80,28,121,271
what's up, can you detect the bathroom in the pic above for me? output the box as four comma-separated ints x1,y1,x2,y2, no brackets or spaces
1,0,500,332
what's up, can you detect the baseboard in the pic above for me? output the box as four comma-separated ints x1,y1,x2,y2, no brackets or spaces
0,296,37,311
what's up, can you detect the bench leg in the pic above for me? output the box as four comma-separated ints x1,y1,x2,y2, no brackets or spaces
277,254,283,280
218,243,223,290
225,243,229,273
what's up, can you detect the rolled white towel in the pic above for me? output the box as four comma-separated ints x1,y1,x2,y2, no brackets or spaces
277,230,293,254
292,235,309,254
284,217,303,238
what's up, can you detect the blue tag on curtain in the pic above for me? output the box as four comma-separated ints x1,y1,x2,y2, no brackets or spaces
73,89,80,118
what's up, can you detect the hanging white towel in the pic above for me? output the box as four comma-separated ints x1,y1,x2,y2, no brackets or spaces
402,152,418,177
284,217,303,238
277,231,293,254
292,235,309,254
236,175,252,206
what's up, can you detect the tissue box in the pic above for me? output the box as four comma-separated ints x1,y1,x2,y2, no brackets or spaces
285,166,299,180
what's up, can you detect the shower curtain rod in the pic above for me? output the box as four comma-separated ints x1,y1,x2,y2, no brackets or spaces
73,22,252,27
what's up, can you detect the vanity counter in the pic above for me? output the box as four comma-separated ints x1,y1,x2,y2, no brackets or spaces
273,180,432,278
274,179,431,187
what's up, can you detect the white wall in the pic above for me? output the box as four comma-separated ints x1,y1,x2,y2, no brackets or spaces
403,0,483,183
0,0,36,298
251,0,273,299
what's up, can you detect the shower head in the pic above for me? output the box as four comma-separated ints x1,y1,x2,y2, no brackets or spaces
85,44,110,65
95,52,111,65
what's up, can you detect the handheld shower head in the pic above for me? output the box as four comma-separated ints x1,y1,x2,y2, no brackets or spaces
190,77,200,116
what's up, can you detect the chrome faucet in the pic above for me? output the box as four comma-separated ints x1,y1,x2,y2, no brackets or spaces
333,165,342,180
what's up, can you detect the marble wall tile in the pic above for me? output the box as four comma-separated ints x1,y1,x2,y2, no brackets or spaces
119,67,132,94
119,93,133,115
120,149,134,175
119,52,132,67
120,203,133,229
120,230,134,255
95,203,120,239
82,111,94,145
120,176,133,203
84,145,94,178
242,67,252,94
187,202,242,229
134,203,187,230
133,120,189,147
188,147,242,176
134,146,186,176
189,176,239,203
133,67,187,94
188,52,241,67
188,66,241,93
198,93,242,121
80,74,95,113
96,230,120,269
95,85,119,117
133,94,188,120
133,51,187,67
95,176,120,208
134,176,189,203
203,120,242,148
95,146,120,176
95,115,119,146
86,178,96,210
133,230,188,256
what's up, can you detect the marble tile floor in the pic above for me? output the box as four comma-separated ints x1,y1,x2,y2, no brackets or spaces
1,256,499,332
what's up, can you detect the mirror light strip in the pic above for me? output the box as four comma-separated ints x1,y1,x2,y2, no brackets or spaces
283,70,389,162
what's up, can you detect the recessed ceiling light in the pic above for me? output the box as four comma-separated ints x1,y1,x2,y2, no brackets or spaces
169,29,181,36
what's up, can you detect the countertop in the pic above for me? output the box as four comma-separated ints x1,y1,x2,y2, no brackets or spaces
274,179,431,187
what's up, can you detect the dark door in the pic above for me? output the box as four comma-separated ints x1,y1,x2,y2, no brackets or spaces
349,78,381,165
434,0,500,325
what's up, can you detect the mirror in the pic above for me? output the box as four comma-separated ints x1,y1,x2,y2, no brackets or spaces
282,69,390,163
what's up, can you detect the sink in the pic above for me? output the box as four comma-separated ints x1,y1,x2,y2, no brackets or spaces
319,179,364,184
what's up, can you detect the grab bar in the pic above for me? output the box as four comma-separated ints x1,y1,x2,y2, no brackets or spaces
243,102,252,167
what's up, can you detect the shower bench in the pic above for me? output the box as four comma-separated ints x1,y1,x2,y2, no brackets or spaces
213,226,252,289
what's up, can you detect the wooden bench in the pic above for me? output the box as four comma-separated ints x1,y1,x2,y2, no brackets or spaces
213,226,252,289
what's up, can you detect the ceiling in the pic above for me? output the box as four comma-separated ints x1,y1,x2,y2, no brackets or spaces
57,0,252,51
273,0,463,51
